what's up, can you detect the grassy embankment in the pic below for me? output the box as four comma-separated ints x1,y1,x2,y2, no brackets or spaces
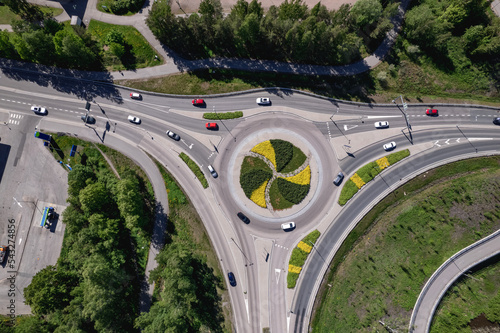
311,156,500,332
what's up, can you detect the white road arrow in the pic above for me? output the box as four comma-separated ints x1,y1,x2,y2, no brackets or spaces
434,141,441,147
445,139,450,145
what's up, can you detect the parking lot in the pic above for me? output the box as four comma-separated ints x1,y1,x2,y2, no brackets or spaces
0,112,68,315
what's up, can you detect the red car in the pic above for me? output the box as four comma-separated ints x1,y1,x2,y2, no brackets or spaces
426,108,438,116
206,122,217,130
192,99,205,106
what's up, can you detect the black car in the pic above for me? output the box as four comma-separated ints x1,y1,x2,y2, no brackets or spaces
228,272,236,287
81,115,96,124
237,212,250,224
333,172,344,186
494,117,500,125
166,130,180,141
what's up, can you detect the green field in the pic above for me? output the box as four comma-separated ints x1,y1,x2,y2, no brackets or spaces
430,260,500,333
88,20,161,71
0,5,63,24
312,156,500,332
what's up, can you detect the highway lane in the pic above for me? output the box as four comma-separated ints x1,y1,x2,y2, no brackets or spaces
291,130,500,333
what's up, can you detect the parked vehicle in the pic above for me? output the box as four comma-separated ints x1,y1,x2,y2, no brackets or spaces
0,245,7,263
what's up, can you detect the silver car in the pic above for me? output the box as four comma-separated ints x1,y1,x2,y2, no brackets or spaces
383,141,397,151
256,97,271,105
374,121,389,129
281,222,296,231
31,106,47,115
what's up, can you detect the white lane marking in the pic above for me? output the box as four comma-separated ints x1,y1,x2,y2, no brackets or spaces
469,138,494,141
344,124,358,131
18,238,22,245
365,115,401,119
245,298,250,323
275,268,281,284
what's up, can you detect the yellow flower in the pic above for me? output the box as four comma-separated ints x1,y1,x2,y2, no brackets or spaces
288,265,302,273
376,157,390,170
284,165,311,185
297,241,312,253
251,141,276,169
250,180,268,208
351,173,365,189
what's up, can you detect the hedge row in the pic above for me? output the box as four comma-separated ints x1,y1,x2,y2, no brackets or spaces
277,178,310,204
270,139,293,172
179,152,209,189
240,169,273,198
338,149,410,206
287,230,321,288
203,111,243,120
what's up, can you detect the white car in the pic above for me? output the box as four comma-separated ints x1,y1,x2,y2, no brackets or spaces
128,115,141,124
207,165,218,178
374,121,389,129
281,222,296,231
31,106,47,115
130,92,142,100
383,141,397,151
166,130,180,141
256,97,271,105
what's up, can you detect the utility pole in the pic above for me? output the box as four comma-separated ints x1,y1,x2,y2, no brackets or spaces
392,95,411,131
330,106,350,143
214,106,236,142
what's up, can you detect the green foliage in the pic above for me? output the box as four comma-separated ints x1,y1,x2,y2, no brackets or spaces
289,247,308,267
287,272,300,288
338,179,359,206
240,169,272,198
179,152,209,189
104,29,125,45
349,0,383,28
270,139,293,172
79,182,113,215
276,178,309,204
303,229,321,244
202,111,243,119
67,165,95,198
280,146,307,174
12,315,52,332
269,179,294,210
386,149,410,164
23,266,79,315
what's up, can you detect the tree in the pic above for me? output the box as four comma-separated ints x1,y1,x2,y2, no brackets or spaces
79,182,112,215
0,30,17,58
23,266,79,315
349,0,382,28
13,315,52,333
104,29,125,46
67,165,95,198
22,30,55,65
278,0,308,21
115,177,143,229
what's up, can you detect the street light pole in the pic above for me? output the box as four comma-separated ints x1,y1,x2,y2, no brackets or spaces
330,107,350,144
214,106,236,142
392,95,411,131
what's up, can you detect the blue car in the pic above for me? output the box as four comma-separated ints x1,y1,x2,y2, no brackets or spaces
228,272,236,287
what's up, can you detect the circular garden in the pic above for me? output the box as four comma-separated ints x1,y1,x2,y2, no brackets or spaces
239,139,311,210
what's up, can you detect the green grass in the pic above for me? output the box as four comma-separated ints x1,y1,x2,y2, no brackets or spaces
203,111,243,120
87,20,161,71
311,156,500,332
287,230,321,288
269,179,294,210
280,146,307,174
179,152,209,189
0,5,63,24
430,260,500,333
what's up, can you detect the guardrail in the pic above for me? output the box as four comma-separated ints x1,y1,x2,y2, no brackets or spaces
409,228,500,332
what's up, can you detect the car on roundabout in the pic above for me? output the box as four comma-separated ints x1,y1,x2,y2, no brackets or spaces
166,130,180,141
256,97,271,105
333,172,344,186
207,165,218,178
383,141,397,151
237,212,250,224
374,121,389,129
128,115,141,124
31,106,47,115
281,222,296,231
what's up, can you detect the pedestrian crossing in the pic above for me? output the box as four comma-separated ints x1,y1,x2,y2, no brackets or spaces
6,113,23,126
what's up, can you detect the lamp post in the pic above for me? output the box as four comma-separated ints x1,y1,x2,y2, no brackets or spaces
330,106,350,143
392,95,411,131
214,106,236,142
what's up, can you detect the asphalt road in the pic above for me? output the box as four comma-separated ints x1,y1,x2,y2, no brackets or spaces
1,70,499,331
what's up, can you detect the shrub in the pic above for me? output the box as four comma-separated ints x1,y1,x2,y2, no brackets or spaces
240,169,272,198
277,178,310,204
179,152,208,188
287,272,300,288
270,139,293,172
339,179,360,206
203,111,243,120
387,149,410,164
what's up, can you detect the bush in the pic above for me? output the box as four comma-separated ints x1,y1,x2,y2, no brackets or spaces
339,179,360,206
203,111,243,120
357,162,378,183
287,272,300,288
240,169,272,198
387,149,410,164
270,139,293,172
276,178,310,204
289,247,308,267
179,152,208,188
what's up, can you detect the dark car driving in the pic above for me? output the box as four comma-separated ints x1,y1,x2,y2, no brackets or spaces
228,272,236,287
237,212,250,224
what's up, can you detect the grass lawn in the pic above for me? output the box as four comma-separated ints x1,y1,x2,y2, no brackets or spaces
0,5,63,24
311,156,500,332
269,179,294,210
88,20,161,71
430,260,500,332
240,156,272,175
